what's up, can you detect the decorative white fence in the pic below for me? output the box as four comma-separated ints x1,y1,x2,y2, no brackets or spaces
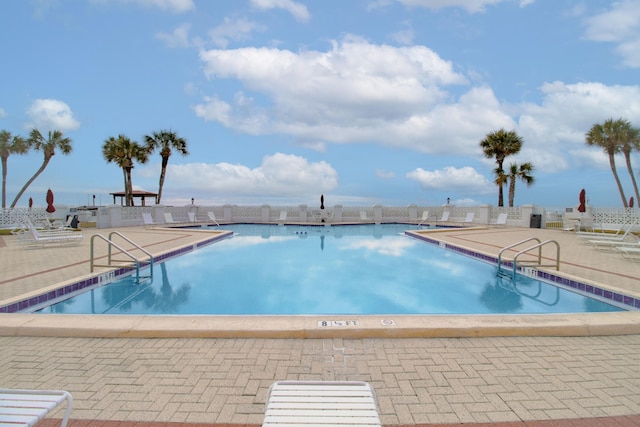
2,204,639,232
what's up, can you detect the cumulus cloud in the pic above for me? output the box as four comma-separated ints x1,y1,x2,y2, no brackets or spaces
515,81,640,172
406,166,493,194
94,0,195,13
250,0,310,22
148,153,338,198
195,36,640,176
156,23,192,48
25,99,80,132
196,37,488,152
209,17,266,48
394,0,528,13
376,169,396,179
583,0,640,68
0,107,5,118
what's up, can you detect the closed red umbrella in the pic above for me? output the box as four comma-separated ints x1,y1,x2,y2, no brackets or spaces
577,189,586,213
630,197,635,208
46,189,55,213
28,197,33,209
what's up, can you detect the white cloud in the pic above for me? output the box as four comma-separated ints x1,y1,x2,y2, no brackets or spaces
196,38,640,179
156,23,192,48
406,166,493,195
148,153,338,198
209,17,266,48
376,169,396,179
92,0,195,13
25,99,80,132
0,107,5,118
389,22,415,45
395,0,525,13
250,0,310,22
515,81,640,172
583,0,640,68
196,38,480,150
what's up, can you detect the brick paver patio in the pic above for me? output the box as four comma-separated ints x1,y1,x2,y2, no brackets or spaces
1,225,640,425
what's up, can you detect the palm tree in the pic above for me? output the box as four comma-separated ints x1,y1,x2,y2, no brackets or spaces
10,129,72,208
506,162,535,207
480,129,523,207
586,118,629,207
619,121,640,203
144,129,189,204
102,135,149,207
0,130,29,208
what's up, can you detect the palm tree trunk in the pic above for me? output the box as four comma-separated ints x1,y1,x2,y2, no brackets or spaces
121,169,129,206
125,167,134,206
1,156,8,208
157,156,169,204
624,153,640,203
496,160,504,207
508,179,515,208
609,154,628,207
10,156,51,208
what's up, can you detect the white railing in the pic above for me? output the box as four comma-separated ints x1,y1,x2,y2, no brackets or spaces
2,204,640,232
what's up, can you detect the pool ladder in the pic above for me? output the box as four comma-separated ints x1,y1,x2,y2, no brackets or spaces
90,231,154,284
497,237,560,279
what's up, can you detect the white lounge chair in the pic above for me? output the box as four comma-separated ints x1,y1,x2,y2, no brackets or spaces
577,223,625,239
462,212,475,223
17,227,84,247
360,211,373,222
438,211,450,222
0,389,73,427
163,212,176,223
262,381,381,427
617,245,640,260
207,211,220,226
417,210,430,226
188,212,196,223
142,212,155,226
584,220,637,245
13,218,83,248
277,211,287,225
39,216,74,231
491,213,508,226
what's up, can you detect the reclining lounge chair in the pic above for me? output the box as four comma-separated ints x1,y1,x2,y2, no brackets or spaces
0,388,73,427
262,381,381,427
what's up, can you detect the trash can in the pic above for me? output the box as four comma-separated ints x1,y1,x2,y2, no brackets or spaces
529,214,542,228
67,215,79,229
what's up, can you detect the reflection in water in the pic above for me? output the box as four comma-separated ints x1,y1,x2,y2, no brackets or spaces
479,278,523,313
53,262,192,314
39,224,624,315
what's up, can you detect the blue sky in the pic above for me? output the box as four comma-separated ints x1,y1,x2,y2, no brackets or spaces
1,0,640,209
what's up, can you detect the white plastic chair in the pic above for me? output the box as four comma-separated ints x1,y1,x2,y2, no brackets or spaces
262,381,380,427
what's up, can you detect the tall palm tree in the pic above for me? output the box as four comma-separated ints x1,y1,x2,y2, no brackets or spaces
144,129,189,204
619,121,640,203
480,129,523,207
10,129,72,208
102,135,149,207
506,162,535,207
0,130,29,208
586,118,629,207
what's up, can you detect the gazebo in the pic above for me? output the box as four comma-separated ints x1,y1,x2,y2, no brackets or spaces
110,190,157,206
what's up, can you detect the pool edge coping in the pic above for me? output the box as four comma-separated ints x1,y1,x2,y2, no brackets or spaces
1,224,640,338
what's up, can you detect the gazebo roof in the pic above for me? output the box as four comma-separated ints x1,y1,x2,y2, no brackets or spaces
110,190,158,206
110,190,157,197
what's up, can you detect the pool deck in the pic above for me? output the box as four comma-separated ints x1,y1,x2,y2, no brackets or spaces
1,223,640,425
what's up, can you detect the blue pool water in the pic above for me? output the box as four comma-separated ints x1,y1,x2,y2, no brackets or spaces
39,224,623,315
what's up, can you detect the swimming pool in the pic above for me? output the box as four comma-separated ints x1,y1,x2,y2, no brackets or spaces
37,224,624,315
